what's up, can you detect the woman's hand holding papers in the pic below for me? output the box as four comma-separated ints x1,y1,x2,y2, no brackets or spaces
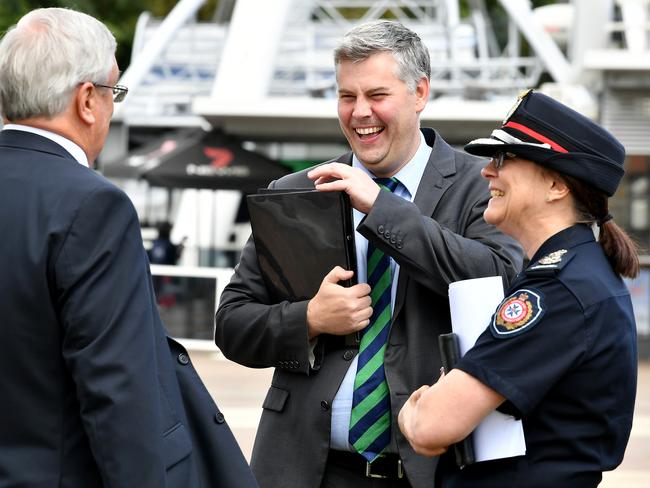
306,266,372,340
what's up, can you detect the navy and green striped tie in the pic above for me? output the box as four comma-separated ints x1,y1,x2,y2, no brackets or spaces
349,177,399,462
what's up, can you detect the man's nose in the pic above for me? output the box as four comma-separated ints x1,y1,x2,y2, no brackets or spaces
352,97,372,118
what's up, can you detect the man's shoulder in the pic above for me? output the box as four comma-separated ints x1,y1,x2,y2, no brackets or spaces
423,127,486,175
44,159,133,212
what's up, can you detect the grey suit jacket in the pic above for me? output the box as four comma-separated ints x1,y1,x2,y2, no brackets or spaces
215,128,523,488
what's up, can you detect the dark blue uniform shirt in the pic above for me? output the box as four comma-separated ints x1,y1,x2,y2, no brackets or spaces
439,224,637,488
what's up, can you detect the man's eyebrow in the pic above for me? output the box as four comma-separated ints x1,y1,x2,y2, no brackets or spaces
368,86,390,93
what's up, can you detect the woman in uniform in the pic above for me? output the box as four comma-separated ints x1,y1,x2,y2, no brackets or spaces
398,90,638,488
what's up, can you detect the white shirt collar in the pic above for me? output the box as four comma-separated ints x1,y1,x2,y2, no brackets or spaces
352,130,431,200
2,123,89,167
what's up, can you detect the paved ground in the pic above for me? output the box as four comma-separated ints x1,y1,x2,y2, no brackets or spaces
191,350,650,487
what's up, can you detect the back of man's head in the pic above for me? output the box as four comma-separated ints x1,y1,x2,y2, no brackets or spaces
334,20,431,92
0,8,116,122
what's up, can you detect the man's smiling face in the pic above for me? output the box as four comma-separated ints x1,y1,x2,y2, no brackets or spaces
336,51,428,177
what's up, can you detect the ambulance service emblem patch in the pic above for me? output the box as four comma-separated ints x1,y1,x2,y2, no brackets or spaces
492,288,545,338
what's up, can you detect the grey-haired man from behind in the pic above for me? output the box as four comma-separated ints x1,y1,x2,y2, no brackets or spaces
0,8,257,487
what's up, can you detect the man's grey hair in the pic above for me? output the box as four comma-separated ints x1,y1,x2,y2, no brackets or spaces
334,20,431,92
0,8,116,121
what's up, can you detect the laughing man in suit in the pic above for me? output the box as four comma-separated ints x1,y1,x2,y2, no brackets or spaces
216,20,523,488
0,8,256,487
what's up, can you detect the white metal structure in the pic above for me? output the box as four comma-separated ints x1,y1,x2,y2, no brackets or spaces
112,0,581,145
109,0,650,147
106,0,650,266
196,0,557,144
577,0,650,155
114,0,227,128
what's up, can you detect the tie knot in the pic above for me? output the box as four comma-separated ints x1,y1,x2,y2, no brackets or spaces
374,177,399,193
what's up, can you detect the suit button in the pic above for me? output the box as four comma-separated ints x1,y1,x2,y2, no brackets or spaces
177,353,189,365
390,237,396,244
343,350,355,361
384,231,391,239
378,225,385,233
320,401,330,411
214,412,225,424
396,241,403,249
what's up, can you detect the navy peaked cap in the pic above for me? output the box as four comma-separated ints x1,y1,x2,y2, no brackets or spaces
464,90,626,196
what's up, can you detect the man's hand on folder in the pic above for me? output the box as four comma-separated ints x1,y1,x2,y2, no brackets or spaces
308,163,381,214
306,266,372,340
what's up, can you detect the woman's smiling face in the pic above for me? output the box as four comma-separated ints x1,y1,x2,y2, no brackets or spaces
480,156,553,240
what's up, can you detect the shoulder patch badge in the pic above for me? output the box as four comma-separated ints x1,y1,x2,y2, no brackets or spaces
491,288,545,339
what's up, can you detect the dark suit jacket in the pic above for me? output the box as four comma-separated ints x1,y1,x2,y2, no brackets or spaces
0,129,257,488
215,128,523,488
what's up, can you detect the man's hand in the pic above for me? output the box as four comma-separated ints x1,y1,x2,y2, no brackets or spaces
306,266,372,339
308,163,381,214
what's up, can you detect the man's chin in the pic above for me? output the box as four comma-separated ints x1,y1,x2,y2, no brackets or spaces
353,148,385,166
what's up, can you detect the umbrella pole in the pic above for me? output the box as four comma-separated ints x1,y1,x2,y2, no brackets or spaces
166,188,173,218
211,190,216,267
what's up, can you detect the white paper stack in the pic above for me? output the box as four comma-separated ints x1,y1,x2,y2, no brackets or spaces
448,276,526,462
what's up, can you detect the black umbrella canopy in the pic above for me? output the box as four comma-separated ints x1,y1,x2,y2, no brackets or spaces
137,129,290,192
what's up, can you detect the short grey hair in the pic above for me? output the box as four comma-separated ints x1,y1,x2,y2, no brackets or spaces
0,8,117,120
334,20,431,92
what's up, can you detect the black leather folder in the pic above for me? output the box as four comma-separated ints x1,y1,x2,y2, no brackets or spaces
246,189,357,303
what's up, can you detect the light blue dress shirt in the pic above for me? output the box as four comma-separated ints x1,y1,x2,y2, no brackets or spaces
329,131,432,451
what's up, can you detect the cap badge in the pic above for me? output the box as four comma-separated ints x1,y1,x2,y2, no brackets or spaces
502,88,532,124
538,249,567,265
492,288,545,338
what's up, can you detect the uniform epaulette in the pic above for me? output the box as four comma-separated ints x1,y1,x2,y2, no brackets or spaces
526,249,575,276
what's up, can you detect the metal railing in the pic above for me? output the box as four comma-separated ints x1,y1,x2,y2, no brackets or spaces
151,258,650,355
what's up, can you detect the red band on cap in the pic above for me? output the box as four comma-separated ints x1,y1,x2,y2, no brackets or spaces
504,121,568,153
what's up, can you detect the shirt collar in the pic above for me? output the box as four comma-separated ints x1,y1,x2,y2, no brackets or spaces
2,123,89,167
529,224,595,264
352,130,430,200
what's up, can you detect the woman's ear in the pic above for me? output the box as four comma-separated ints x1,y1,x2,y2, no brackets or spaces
75,82,97,126
546,174,571,203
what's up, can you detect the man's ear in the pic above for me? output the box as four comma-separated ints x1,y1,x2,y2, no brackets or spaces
414,76,430,113
75,82,96,126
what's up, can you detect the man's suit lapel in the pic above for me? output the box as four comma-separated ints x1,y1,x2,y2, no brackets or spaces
393,129,457,319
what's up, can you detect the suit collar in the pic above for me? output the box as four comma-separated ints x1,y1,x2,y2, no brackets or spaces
394,128,458,318
0,128,80,164
338,127,459,228
412,128,456,215
350,131,430,200
333,129,461,319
